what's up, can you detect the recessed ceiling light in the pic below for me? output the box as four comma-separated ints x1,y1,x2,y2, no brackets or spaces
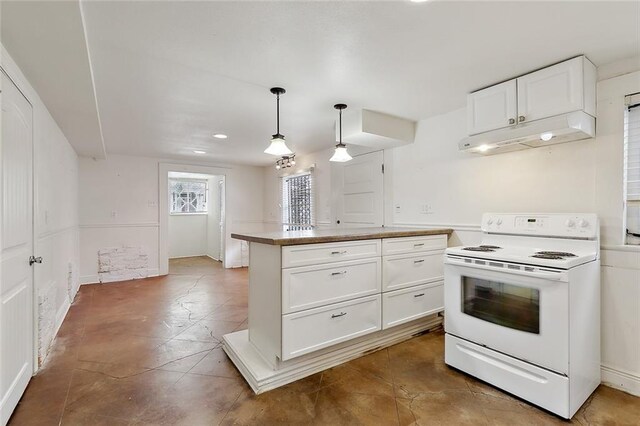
213,133,228,139
193,150,206,154
410,0,429,3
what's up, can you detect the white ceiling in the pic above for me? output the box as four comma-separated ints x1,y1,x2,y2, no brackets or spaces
3,1,639,166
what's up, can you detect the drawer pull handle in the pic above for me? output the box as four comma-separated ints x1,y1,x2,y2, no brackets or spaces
414,243,425,247
414,259,425,264
331,250,347,255
331,312,347,318
331,271,347,276
414,293,425,298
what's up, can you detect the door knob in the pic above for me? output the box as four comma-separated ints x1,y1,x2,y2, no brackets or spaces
29,256,43,266
508,118,516,125
336,220,341,224
519,116,525,122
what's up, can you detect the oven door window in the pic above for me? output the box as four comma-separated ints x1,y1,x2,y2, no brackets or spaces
462,277,540,334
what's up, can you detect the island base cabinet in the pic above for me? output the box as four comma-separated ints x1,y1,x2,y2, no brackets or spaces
382,282,444,329
281,295,381,361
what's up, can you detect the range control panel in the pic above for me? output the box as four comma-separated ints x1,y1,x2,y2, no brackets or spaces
482,213,598,238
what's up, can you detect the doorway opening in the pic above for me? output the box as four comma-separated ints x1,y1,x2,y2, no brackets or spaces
167,171,225,268
159,165,227,275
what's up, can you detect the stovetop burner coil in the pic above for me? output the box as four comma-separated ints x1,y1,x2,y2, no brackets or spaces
531,254,565,260
535,251,577,257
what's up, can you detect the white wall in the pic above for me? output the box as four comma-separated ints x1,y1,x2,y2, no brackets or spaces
79,154,264,283
1,47,80,366
168,214,207,258
261,61,640,395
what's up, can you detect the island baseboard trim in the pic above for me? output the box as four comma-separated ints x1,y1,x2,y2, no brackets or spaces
222,315,443,394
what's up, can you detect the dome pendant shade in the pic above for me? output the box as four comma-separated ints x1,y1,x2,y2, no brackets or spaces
265,134,293,156
329,144,353,162
330,103,352,162
266,87,293,156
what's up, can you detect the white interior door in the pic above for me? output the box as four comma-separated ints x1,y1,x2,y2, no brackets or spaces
1,71,34,425
332,150,384,228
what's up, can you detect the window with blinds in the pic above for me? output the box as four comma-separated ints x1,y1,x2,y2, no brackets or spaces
625,94,640,244
281,172,314,231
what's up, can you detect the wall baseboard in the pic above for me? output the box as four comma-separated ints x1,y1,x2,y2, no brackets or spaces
80,268,160,285
601,365,640,396
168,254,208,259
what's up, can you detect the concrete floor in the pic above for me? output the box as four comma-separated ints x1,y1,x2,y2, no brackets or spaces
8,256,639,425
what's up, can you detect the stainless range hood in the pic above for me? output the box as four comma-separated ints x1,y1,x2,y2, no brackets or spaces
459,111,595,155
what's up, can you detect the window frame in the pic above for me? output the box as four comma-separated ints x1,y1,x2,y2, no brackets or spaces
281,171,315,231
169,178,209,215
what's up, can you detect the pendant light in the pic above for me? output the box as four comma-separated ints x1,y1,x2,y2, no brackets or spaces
265,87,293,156
330,103,352,162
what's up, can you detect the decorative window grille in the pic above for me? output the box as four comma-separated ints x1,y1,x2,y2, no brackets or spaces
169,179,208,214
281,172,314,231
625,93,640,244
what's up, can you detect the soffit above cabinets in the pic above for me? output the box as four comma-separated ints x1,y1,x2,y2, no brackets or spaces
338,109,416,150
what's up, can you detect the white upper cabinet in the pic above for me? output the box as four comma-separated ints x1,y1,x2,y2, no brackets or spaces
467,80,517,135
467,56,596,136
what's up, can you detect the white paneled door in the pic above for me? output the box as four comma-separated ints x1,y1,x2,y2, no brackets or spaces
1,70,34,425
332,150,384,228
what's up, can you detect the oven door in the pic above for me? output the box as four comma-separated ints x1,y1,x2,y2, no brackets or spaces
444,258,569,375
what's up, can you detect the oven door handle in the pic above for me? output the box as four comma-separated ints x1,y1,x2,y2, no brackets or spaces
445,258,567,282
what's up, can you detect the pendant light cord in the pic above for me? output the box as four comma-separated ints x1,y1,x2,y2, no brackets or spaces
339,108,342,144
276,93,280,135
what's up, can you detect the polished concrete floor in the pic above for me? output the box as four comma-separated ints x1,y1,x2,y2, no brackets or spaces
9,256,639,425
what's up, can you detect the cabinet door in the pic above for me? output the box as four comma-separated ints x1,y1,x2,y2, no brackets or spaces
516,57,584,123
467,80,517,135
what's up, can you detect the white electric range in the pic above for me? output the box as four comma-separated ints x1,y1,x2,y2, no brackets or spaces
444,213,600,419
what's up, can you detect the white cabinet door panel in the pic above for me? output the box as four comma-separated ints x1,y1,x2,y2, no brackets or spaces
282,258,381,314
281,295,381,360
382,281,443,329
517,57,584,122
467,80,517,135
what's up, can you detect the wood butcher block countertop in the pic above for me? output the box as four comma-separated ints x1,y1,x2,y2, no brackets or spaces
231,227,453,246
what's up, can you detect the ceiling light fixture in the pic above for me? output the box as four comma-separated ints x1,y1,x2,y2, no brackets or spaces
213,133,228,139
477,144,492,153
265,87,293,156
275,154,296,170
330,103,352,163
540,132,554,142
193,150,206,154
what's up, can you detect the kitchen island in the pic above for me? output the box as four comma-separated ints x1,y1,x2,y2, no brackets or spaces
223,227,453,393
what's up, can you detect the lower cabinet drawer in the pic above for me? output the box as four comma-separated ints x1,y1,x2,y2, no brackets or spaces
383,251,444,292
282,258,381,314
281,295,381,361
382,282,443,329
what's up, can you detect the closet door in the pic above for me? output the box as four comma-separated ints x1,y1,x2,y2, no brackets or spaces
1,70,34,425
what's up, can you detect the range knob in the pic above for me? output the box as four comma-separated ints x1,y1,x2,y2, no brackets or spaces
496,218,503,225
578,219,589,228
566,219,576,228
487,218,494,225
